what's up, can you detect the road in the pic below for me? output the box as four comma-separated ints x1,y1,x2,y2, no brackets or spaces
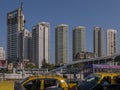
0,80,14,90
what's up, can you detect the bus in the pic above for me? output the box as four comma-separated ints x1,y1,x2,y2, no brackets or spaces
82,64,120,78
92,64,120,73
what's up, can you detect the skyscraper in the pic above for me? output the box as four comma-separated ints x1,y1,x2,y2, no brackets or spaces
55,24,68,65
72,26,85,61
7,7,25,63
23,29,32,62
107,29,117,56
19,29,32,62
93,27,104,57
32,22,50,68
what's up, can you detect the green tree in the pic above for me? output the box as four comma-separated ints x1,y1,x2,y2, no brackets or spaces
25,63,37,69
41,59,55,70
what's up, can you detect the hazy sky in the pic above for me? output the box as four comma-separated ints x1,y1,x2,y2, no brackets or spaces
0,0,120,63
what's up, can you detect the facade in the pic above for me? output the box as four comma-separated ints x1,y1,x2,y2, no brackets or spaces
19,29,32,62
32,22,50,68
107,29,117,56
93,27,104,57
74,52,94,60
0,47,6,68
55,24,68,65
7,8,25,64
72,26,85,61
0,47,5,60
24,30,32,62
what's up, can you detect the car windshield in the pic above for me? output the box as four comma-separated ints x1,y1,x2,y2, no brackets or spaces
85,74,101,82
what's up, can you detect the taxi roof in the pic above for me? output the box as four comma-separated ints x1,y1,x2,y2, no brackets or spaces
27,74,65,80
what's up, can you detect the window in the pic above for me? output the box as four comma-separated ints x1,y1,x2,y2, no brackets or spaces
44,79,60,89
23,79,41,90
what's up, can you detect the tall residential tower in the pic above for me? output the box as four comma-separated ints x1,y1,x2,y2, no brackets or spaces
32,22,50,68
72,26,85,60
55,24,68,65
93,27,104,57
107,29,117,56
7,7,25,63
19,29,32,62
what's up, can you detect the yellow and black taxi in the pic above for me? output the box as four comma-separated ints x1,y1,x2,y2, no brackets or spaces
78,73,120,90
14,75,77,90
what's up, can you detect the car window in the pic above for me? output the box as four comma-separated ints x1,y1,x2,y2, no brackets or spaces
101,76,111,85
44,79,60,89
23,79,41,90
114,75,120,84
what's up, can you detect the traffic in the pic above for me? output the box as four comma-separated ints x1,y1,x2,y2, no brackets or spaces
78,73,120,90
1,64,120,90
0,74,77,90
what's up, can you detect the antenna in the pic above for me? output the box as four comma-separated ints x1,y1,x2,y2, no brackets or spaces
20,2,23,11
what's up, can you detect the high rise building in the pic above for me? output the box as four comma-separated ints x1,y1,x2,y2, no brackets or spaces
55,24,68,65
32,22,50,68
7,7,25,63
107,29,117,56
19,29,32,62
93,27,104,57
24,30,32,62
0,47,6,68
72,26,85,61
0,47,5,60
